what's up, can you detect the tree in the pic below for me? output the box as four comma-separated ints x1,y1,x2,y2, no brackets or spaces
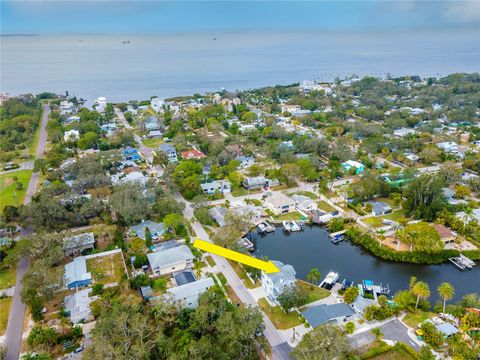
109,183,152,225
144,226,152,248
306,268,321,286
371,327,383,340
439,162,461,185
402,174,446,221
396,222,443,253
328,217,344,232
293,324,350,360
343,286,359,304
437,282,455,314
27,325,58,349
78,131,99,150
277,286,309,313
153,195,185,219
419,346,436,360
419,146,441,164
163,213,185,236
412,281,431,309
33,158,48,175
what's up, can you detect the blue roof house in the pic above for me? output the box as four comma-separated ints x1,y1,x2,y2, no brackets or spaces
341,160,365,174
122,147,141,162
64,256,92,289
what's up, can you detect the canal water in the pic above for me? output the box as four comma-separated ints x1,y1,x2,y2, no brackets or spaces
251,225,480,303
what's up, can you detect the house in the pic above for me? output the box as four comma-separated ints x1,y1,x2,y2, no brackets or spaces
261,261,296,304
151,98,165,112
404,152,419,162
122,147,141,161
456,208,480,224
236,155,255,169
290,194,317,212
94,97,107,113
432,224,457,244
243,176,279,190
64,129,80,142
64,256,92,289
63,116,80,125
200,180,231,194
393,128,416,137
111,171,147,186
158,143,178,162
144,115,160,131
148,130,163,138
129,220,165,241
63,232,95,256
208,207,228,227
60,100,76,115
341,160,364,174
147,245,194,276
281,104,301,114
166,278,215,309
264,192,295,215
437,141,465,158
368,201,392,216
302,303,355,327
435,322,459,338
64,289,92,323
181,148,206,160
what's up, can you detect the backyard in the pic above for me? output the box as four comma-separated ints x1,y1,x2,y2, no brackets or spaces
0,297,13,335
403,311,436,328
362,210,406,228
86,252,126,285
0,170,32,211
274,211,306,221
317,200,336,213
141,137,164,148
258,298,303,330
296,280,330,303
0,266,16,290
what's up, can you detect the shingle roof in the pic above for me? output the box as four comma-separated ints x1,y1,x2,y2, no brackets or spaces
64,256,92,285
265,260,296,288
63,232,95,251
167,277,214,301
302,303,355,327
147,245,194,268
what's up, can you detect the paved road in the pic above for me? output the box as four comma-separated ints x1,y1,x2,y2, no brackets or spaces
5,104,50,360
0,161,34,176
175,193,292,359
349,319,420,351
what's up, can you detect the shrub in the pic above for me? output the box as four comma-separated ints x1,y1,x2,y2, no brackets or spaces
194,207,214,226
130,274,150,289
151,278,167,292
91,284,104,296
345,321,355,334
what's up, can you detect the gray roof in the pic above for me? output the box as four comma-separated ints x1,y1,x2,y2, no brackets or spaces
244,176,267,186
63,232,95,251
167,277,214,301
147,245,194,269
436,322,459,337
208,207,227,227
64,288,91,323
351,296,375,314
129,220,165,240
158,143,176,154
144,115,160,130
140,286,153,299
369,201,392,215
265,260,296,288
64,256,92,285
291,194,316,207
302,303,355,327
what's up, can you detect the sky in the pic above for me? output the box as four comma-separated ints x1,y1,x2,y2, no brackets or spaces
1,0,480,34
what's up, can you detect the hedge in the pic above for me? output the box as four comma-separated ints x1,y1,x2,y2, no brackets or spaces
361,343,419,360
347,228,480,265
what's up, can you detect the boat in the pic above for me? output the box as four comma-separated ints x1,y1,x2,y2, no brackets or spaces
362,279,374,292
258,223,267,233
449,255,475,270
320,271,339,289
240,238,254,252
289,221,301,232
258,221,275,234
341,279,354,290
282,221,292,232
331,234,344,244
459,254,476,268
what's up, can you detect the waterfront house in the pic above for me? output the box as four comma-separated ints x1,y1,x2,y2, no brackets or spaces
64,288,92,324
158,143,178,162
147,245,194,276
341,160,364,174
64,129,80,142
122,147,141,162
94,97,107,113
208,207,228,227
64,256,92,289
261,261,296,305
243,176,279,190
302,303,355,327
200,180,231,194
432,224,457,245
368,201,392,216
236,155,255,169
60,100,76,115
290,194,317,212
129,220,165,241
264,192,295,215
181,148,206,160
166,278,215,309
63,232,95,256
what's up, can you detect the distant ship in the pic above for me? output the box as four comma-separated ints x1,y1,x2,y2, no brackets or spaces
122,40,130,44
212,37,216,40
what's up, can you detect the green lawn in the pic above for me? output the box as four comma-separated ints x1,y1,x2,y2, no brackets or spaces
367,346,417,360
205,255,216,267
296,280,330,303
231,187,262,197
274,211,306,221
0,266,16,290
0,297,12,335
0,170,32,211
363,210,406,228
258,298,303,330
141,137,164,148
403,311,436,328
317,200,336,213
86,253,126,285
227,260,259,289
291,191,318,200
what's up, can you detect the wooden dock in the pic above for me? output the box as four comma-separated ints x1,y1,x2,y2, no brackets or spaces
449,254,476,270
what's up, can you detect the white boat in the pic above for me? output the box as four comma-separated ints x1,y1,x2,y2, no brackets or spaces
320,271,339,288
289,221,301,232
282,221,292,232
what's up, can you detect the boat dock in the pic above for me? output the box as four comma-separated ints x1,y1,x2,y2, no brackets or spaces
362,279,390,300
329,229,347,244
341,279,354,290
320,270,339,289
257,221,275,234
240,238,255,252
449,254,476,270
282,221,302,232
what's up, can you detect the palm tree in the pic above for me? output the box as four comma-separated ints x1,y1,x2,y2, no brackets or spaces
412,281,431,310
306,268,321,287
437,282,455,314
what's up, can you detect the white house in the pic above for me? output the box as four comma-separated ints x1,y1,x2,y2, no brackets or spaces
147,245,194,276
64,289,92,323
264,192,295,215
110,171,148,186
158,143,178,163
290,194,317,212
166,278,215,309
151,98,165,112
243,176,279,190
200,180,231,194
261,261,296,305
60,100,76,115
64,129,80,142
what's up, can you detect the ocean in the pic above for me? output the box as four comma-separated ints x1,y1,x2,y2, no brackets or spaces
1,29,479,102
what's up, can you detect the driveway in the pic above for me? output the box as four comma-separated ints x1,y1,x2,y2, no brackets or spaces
349,319,420,351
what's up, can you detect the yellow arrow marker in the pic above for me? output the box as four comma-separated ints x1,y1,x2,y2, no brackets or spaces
193,239,280,273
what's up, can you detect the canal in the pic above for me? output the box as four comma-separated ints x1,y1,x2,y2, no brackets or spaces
251,225,480,303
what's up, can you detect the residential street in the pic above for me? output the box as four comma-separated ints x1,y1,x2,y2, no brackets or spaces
5,104,50,360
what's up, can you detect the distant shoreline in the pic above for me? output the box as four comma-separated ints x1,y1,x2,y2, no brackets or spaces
1,34,40,37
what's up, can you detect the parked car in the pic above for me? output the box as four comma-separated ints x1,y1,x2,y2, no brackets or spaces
3,162,19,171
